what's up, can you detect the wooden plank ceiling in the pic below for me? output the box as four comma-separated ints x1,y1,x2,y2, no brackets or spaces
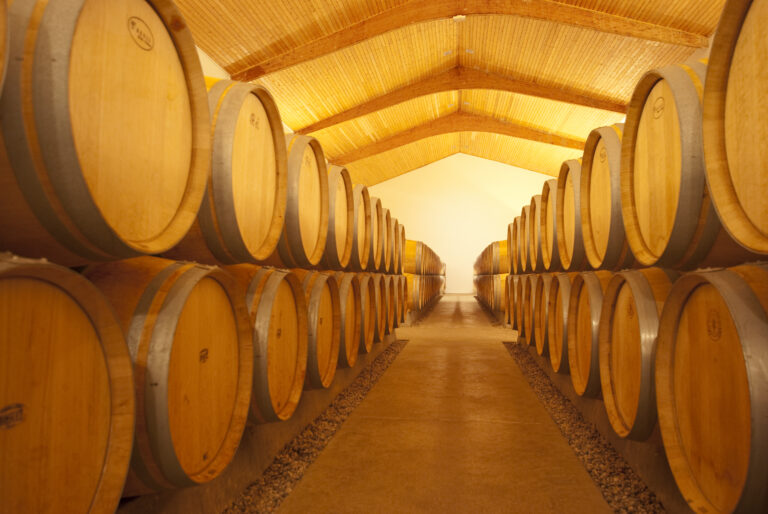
178,0,725,185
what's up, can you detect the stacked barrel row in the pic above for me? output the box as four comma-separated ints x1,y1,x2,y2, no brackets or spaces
0,2,412,512
502,2,768,511
473,240,510,319
403,240,445,315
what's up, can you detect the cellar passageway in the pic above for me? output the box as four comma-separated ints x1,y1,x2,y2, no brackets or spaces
278,294,610,513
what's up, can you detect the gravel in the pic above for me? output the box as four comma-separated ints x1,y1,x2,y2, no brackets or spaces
222,339,408,514
504,342,666,514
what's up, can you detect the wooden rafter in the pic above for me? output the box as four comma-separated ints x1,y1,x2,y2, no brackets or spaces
330,112,585,165
297,66,626,134
232,0,708,81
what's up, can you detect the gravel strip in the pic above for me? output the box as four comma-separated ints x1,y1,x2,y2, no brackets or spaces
504,342,665,514
223,340,408,514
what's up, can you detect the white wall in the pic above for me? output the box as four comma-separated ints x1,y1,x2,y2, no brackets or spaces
368,153,550,293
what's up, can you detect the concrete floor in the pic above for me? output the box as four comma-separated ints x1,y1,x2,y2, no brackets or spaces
278,294,611,513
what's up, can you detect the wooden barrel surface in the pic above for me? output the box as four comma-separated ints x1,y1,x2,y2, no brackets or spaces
508,220,517,274
404,240,423,275
348,185,371,271
581,124,633,270
504,274,512,324
398,224,406,274
534,273,554,356
0,255,134,513
548,272,577,374
356,273,377,352
567,270,612,397
227,264,306,424
541,180,561,271
382,209,393,273
399,275,408,323
598,267,677,440
0,2,6,92
371,274,388,341
520,205,531,273
556,159,587,271
321,165,354,269
509,275,518,329
267,134,329,268
333,272,361,368
622,61,757,269
529,195,545,272
522,274,537,345
656,264,768,514
704,0,768,255
393,219,401,275
516,274,526,339
0,0,210,265
367,197,384,272
385,275,396,333
85,257,252,494
164,80,287,265
293,270,340,389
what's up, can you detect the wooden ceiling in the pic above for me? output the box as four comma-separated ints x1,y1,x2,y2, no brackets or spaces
178,0,725,185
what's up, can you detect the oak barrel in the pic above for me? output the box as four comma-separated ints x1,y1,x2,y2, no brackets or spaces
293,270,341,389
393,219,402,275
333,272,362,368
0,0,210,265
540,180,561,271
266,134,329,267
529,195,545,272
508,219,518,274
522,274,537,345
356,273,377,352
520,205,531,272
164,80,287,264
515,274,526,339
383,209,393,273
547,273,577,374
85,257,252,494
656,264,768,513
226,264,307,424
371,274,388,341
581,124,633,270
703,0,768,255
566,270,612,397
384,274,396,333
348,185,371,271
598,267,677,440
321,165,354,269
534,273,554,356
367,197,384,272
0,255,134,512
556,159,587,271
622,61,757,269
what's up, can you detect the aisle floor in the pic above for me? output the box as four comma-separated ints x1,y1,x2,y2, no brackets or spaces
278,294,611,513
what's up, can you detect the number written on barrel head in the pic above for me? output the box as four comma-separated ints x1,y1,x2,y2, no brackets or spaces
199,348,209,363
653,97,665,119
0,403,25,430
127,17,154,51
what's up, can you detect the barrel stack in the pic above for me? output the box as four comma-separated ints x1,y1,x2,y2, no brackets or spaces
0,1,416,507
476,3,768,509
404,239,446,321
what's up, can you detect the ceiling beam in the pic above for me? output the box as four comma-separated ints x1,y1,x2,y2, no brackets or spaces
331,112,584,165
297,67,625,134
231,0,708,81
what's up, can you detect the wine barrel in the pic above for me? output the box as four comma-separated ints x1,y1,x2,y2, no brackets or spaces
556,159,587,271
404,240,423,274
509,275,519,329
393,219,401,275
321,165,354,269
163,80,286,265
540,179,561,271
507,220,517,274
293,270,341,389
515,275,526,338
511,216,522,274
368,197,384,272
704,0,768,255
0,3,7,92
398,224,407,274
656,264,768,514
567,270,612,397
495,240,510,274
522,274,537,345
581,124,633,270
392,274,401,329
0,255,134,513
382,209,393,273
333,272,361,368
534,273,554,356
622,61,757,269
0,0,210,265
399,275,409,323
266,134,329,268
371,274,388,341
348,185,371,271
504,274,512,324
520,205,531,272
598,268,678,440
529,195,545,272
356,273,376,353
385,274,396,332
84,257,252,494
548,272,577,374
226,264,307,424
406,273,421,311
